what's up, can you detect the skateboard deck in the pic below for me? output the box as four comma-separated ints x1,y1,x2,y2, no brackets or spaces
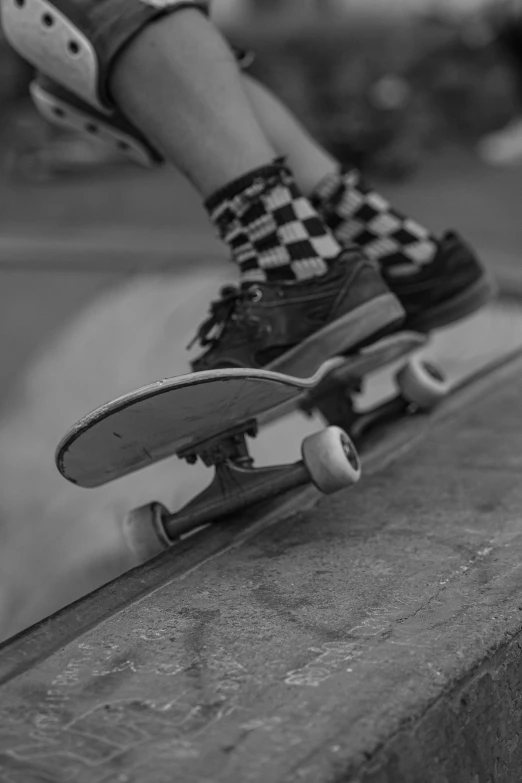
56,331,427,489
56,330,442,560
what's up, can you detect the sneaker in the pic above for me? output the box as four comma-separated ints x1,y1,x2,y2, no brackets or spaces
381,231,496,333
189,249,405,377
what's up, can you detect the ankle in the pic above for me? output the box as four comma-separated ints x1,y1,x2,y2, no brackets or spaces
311,166,437,270
205,158,342,283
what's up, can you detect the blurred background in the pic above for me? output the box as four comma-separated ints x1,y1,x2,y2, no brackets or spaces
1,0,522,642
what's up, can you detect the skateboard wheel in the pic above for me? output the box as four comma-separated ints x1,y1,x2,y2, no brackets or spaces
301,426,361,494
122,501,172,563
396,356,449,410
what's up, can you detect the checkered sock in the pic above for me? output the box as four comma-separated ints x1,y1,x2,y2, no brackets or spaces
205,159,342,283
312,168,438,278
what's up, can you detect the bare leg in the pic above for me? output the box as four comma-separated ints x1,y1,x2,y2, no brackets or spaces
242,73,338,194
110,10,275,197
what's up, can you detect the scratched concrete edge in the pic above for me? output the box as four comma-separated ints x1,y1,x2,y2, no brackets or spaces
351,625,522,782
2,347,522,689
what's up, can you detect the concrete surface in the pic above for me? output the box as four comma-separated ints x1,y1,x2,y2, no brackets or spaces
1,351,522,781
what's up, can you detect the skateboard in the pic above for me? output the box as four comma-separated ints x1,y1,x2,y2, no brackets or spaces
56,331,449,561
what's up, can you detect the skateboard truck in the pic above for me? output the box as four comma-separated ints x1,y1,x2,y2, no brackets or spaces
177,420,259,469
123,421,362,562
303,355,449,443
123,357,449,562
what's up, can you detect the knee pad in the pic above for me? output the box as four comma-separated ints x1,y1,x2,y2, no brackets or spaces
31,75,164,166
1,0,209,112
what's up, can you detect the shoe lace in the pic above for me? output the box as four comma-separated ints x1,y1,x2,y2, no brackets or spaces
187,285,259,350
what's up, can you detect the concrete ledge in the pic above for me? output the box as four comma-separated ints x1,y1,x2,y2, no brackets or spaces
357,632,522,781
1,352,522,781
